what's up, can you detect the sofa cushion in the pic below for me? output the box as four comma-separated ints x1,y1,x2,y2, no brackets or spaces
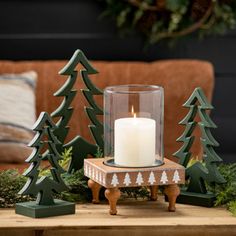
0,71,37,163
0,60,214,164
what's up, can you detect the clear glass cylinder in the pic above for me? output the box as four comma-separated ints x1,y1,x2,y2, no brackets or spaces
104,85,164,167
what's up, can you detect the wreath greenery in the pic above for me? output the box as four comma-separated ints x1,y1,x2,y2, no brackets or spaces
101,0,236,44
1,153,235,216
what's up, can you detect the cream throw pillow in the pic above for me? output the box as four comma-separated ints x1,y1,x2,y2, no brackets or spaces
0,71,37,163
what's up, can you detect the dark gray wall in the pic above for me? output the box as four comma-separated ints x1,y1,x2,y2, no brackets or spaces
0,0,235,162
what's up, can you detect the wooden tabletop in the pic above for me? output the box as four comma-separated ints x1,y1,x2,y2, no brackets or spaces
0,196,236,236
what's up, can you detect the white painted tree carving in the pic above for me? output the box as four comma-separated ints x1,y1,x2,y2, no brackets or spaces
123,173,131,186
148,171,156,185
102,174,106,185
111,174,119,187
99,172,102,182
88,166,91,177
160,171,168,184
172,170,181,183
136,172,144,185
84,164,88,175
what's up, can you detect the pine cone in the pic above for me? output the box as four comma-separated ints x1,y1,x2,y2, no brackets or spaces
191,0,211,21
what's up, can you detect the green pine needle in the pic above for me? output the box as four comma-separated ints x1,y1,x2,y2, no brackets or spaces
0,169,33,208
102,0,236,45
0,147,235,217
228,200,236,216
208,163,236,207
95,146,103,158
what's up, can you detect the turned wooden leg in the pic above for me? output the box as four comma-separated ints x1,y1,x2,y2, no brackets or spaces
88,179,102,204
105,188,121,215
150,185,158,201
164,184,180,212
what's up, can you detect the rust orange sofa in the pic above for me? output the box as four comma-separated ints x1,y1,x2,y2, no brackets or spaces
0,60,214,170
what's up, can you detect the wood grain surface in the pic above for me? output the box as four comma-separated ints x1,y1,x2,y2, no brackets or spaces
1,196,236,236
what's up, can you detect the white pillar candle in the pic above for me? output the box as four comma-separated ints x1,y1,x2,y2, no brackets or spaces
114,117,156,167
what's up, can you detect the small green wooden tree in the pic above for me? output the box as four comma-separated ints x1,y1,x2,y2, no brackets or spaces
173,105,197,168
174,87,225,205
51,49,103,172
16,112,75,218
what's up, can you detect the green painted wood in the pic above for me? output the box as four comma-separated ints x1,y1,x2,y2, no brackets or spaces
65,136,98,173
198,108,217,128
16,112,75,217
59,50,98,75
179,105,198,125
51,49,104,173
183,88,213,109
176,190,216,207
174,136,194,167
173,104,197,167
176,122,197,142
15,199,75,218
52,71,77,146
173,87,226,205
186,162,208,193
81,68,104,151
199,122,219,146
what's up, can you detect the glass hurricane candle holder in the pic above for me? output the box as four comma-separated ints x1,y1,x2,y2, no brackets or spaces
104,85,164,167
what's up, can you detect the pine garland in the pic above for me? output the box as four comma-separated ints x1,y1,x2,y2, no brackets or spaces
100,0,236,44
208,163,236,213
0,170,33,208
0,151,235,216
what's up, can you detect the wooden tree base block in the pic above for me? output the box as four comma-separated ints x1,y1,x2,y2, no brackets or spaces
176,190,216,207
84,158,185,215
15,199,75,218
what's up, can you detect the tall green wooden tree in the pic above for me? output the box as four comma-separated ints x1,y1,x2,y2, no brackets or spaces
51,70,77,153
81,67,103,150
174,87,225,195
19,112,68,205
51,49,103,172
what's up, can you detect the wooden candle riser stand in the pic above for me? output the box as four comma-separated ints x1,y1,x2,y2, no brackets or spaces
84,158,185,215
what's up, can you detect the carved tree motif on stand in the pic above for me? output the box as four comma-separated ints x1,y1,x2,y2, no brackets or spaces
123,173,131,186
148,171,156,185
111,174,119,187
160,171,168,184
136,172,144,185
172,170,180,184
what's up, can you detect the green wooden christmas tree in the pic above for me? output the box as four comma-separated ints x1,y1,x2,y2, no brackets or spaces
51,49,103,173
81,65,104,150
173,87,226,207
15,112,75,218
